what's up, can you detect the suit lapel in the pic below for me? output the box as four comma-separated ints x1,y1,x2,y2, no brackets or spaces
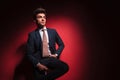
35,29,42,45
47,28,52,44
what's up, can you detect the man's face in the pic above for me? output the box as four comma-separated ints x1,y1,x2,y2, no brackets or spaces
36,13,46,26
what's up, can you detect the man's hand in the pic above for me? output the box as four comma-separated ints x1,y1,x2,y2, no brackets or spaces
37,63,48,71
50,54,57,58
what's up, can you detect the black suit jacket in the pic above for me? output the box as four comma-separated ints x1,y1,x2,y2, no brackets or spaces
26,28,64,67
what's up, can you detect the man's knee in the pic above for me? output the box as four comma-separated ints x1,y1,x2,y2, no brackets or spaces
61,62,69,73
65,63,69,72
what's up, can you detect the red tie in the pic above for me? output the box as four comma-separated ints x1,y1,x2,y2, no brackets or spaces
42,29,49,57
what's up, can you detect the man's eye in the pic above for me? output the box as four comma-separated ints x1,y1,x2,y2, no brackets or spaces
37,16,42,18
43,16,46,18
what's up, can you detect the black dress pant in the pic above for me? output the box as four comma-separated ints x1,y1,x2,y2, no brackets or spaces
34,57,69,80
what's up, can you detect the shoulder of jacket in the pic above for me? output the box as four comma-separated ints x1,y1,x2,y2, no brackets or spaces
28,30,36,36
47,28,56,32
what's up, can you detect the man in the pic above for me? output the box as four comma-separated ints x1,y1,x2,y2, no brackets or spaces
26,8,69,80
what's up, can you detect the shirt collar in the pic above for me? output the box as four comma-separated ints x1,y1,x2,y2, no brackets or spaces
43,26,47,30
40,26,47,31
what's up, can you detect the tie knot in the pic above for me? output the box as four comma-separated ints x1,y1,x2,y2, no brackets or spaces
42,29,46,32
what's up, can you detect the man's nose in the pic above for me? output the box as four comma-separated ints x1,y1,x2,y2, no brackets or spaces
42,18,45,21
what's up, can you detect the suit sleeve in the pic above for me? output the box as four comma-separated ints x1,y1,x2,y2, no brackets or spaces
26,33,40,67
55,30,65,56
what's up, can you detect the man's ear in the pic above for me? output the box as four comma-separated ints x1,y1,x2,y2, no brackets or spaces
34,20,38,24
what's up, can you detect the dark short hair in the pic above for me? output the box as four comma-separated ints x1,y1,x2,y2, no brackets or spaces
33,8,46,20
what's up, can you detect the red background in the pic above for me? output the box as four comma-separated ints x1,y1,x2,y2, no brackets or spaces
0,0,116,80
